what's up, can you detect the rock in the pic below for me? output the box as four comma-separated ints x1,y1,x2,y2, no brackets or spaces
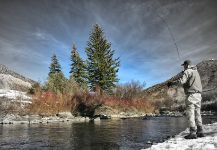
99,114,111,119
120,112,125,115
72,117,90,122
56,112,74,119
143,116,151,120
146,141,153,144
94,117,100,121
2,114,17,124
13,121,29,124
29,115,42,124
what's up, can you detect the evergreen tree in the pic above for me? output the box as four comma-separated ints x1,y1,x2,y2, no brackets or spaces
86,24,120,94
49,54,61,75
47,54,66,94
69,44,87,87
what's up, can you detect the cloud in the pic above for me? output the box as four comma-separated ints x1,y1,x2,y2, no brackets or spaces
0,0,217,87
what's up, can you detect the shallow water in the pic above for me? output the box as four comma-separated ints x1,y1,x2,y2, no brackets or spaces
0,116,216,150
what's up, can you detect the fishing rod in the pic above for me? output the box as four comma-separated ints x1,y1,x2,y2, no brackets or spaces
154,0,181,61
156,14,181,60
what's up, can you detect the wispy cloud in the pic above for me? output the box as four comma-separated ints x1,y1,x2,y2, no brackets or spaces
0,0,217,87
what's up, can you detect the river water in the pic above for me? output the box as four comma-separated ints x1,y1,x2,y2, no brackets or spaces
0,115,217,150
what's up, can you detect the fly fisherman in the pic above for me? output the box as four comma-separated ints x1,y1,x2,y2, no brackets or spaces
167,60,205,139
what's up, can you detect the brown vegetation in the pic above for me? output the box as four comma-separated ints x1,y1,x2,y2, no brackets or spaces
27,80,155,117
29,91,72,116
103,96,154,113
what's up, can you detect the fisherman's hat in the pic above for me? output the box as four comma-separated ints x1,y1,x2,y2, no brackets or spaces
181,60,192,66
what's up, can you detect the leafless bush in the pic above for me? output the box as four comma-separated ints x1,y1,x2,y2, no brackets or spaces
113,80,146,100
103,96,154,113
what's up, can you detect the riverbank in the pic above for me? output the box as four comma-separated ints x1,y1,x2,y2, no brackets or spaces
0,112,180,124
1,111,216,125
143,122,217,150
0,112,92,124
0,113,147,124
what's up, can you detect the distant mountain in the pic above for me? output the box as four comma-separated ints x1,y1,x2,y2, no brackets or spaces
144,60,217,111
0,64,36,91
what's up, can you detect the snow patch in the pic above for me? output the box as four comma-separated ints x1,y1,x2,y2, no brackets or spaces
143,123,217,150
0,89,31,103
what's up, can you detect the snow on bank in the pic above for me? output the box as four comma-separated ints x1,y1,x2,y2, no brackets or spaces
0,89,31,103
143,122,217,150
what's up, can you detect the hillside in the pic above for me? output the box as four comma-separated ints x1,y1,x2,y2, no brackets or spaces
144,60,217,111
0,64,36,91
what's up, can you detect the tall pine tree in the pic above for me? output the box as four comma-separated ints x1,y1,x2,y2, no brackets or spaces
86,24,120,94
49,54,61,75
69,44,87,87
47,54,66,94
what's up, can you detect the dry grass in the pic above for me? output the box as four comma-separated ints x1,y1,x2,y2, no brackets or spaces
103,96,154,113
28,87,103,116
27,81,155,117
28,90,154,116
28,86,73,116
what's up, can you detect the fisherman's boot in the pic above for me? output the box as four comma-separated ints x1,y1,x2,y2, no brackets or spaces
184,127,197,139
196,126,205,137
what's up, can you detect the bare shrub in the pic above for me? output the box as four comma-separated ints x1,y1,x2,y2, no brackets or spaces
113,80,146,100
28,91,72,116
26,79,155,117
30,89,103,117
103,96,154,113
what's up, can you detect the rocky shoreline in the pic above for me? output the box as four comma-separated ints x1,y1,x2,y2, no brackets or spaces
0,112,181,125
1,111,215,125
0,112,92,125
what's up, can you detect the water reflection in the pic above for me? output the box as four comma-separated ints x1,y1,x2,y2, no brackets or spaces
0,116,216,150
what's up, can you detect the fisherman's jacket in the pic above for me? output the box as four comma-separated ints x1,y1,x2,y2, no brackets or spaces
178,66,202,94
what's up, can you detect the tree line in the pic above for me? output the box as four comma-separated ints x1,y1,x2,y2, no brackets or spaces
45,24,120,95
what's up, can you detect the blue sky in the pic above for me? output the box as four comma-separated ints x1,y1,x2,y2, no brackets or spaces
0,0,217,88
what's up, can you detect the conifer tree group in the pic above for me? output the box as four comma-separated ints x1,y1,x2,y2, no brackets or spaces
47,24,120,94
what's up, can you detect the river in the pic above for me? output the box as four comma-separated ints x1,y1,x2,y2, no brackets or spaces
0,115,217,150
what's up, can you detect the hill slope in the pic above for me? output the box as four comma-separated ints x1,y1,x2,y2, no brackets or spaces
0,64,36,91
144,60,217,111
